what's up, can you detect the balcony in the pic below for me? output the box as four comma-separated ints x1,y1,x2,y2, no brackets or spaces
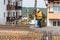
6,16,22,22
7,5,11,10
7,17,15,22
7,4,22,10
48,13,60,20
15,6,22,10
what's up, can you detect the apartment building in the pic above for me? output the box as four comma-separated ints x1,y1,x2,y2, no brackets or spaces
47,0,60,26
0,0,22,24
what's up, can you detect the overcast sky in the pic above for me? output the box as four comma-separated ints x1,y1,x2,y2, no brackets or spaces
22,0,46,8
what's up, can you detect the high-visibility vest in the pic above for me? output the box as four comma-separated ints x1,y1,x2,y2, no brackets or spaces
36,11,43,19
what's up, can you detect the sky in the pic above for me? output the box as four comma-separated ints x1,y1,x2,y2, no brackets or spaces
22,0,46,8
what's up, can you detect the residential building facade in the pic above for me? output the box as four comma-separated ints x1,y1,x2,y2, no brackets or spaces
0,0,22,24
47,0,60,26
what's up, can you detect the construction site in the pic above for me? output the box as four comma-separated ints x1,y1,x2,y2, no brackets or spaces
0,0,60,40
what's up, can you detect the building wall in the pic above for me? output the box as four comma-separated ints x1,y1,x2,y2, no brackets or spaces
0,0,22,24
47,3,53,26
47,2,60,26
47,3,50,26
0,0,8,24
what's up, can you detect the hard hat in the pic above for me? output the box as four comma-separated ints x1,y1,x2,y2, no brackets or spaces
36,9,40,13
37,9,39,11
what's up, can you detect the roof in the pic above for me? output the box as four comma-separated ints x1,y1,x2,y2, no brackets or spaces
48,0,60,1
48,0,60,3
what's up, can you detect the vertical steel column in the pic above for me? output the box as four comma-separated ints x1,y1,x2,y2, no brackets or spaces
34,0,37,25
44,0,48,26
27,9,29,22
4,0,5,4
21,0,22,24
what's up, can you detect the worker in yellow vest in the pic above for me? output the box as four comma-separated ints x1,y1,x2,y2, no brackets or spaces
36,11,43,19
36,10,43,27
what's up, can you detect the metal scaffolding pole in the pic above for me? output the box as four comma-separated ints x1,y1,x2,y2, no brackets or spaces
44,0,48,26
34,0,37,24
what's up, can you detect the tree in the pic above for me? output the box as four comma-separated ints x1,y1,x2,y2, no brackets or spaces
29,12,34,21
41,12,46,26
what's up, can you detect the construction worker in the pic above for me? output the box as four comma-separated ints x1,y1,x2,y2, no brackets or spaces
36,10,43,27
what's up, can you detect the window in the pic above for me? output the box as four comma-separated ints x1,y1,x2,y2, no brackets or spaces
17,11,20,16
13,12,15,16
16,21,17,24
53,6,58,12
53,6,60,13
53,21,56,26
58,21,60,26
7,12,9,17
4,0,5,4
13,22,14,24
58,6,60,12
20,10,22,15
4,12,5,17
50,7,53,12
18,1,22,6
7,12,12,17
13,2,16,5
16,12,18,18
